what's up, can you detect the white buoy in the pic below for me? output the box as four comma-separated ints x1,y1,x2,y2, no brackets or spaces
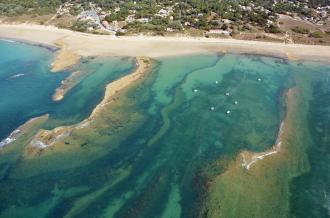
210,106,215,111
234,101,238,105
226,110,231,114
215,80,219,84
225,92,230,96
193,89,198,93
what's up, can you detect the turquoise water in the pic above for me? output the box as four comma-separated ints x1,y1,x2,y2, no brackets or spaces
0,40,329,218
0,40,134,140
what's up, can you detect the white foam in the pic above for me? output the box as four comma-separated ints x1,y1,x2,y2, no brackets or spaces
31,140,48,148
0,38,15,43
241,122,285,170
76,120,90,129
0,129,21,149
12,73,24,78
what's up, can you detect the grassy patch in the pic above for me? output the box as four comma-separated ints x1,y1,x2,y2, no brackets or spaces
291,26,309,34
309,31,324,38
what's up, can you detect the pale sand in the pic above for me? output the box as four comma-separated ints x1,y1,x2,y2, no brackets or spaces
1,24,330,62
89,56,149,119
29,57,150,149
52,70,81,101
51,39,80,72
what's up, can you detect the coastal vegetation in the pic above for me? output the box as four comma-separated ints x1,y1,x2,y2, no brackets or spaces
0,0,62,15
0,0,329,44
291,26,310,34
309,30,324,37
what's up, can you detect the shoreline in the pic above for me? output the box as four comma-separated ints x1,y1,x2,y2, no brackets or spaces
52,70,81,101
0,36,58,52
1,24,330,63
201,86,301,218
50,39,80,72
0,115,49,149
89,57,149,119
28,57,150,149
241,88,293,170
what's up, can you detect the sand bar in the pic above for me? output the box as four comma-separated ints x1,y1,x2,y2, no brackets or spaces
241,88,294,170
28,57,150,149
0,115,49,150
52,70,82,101
50,39,80,72
1,24,330,62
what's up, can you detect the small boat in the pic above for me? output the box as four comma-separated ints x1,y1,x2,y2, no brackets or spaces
257,78,262,81
209,106,215,111
226,110,231,115
215,80,219,84
193,89,198,93
225,92,230,96
234,101,238,105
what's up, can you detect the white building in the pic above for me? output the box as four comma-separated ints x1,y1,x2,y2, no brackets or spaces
78,10,100,24
136,18,149,23
156,9,170,18
208,29,231,36
126,15,135,23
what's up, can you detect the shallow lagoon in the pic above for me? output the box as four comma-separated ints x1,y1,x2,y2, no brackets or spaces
0,40,134,139
0,41,329,218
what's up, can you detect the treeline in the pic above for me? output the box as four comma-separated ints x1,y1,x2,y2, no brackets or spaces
0,0,64,16
0,0,328,19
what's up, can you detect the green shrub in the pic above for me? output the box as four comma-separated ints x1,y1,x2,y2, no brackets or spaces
309,31,324,38
291,26,309,34
70,20,88,32
265,25,282,33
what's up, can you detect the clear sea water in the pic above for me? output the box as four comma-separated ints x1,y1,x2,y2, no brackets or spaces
0,40,134,140
0,40,329,218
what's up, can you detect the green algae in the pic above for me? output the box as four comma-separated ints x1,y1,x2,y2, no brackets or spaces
200,61,330,218
289,68,330,218
0,51,329,218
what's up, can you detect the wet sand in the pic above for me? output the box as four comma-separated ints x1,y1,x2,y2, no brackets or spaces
52,70,81,101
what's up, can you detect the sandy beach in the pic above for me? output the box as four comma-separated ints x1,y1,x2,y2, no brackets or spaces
1,24,330,65
0,23,328,151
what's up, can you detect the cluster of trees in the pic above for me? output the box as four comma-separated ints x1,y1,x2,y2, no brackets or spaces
265,24,281,33
291,26,325,38
0,0,64,16
2,0,328,36
1,0,328,17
